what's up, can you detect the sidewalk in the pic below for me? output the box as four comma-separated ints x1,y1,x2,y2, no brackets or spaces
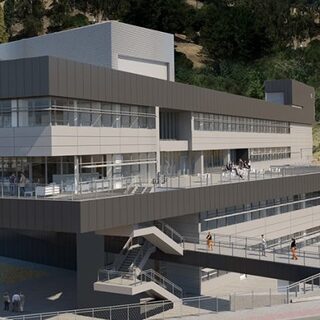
186,299,320,320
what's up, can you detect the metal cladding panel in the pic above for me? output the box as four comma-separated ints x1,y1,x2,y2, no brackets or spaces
67,60,76,98
91,65,99,101
78,173,320,232
48,56,59,96
96,199,105,227
0,56,314,124
83,63,91,98
97,66,106,101
0,199,81,233
57,59,68,97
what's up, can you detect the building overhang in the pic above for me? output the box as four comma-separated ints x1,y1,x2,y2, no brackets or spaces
0,173,319,234
0,56,314,125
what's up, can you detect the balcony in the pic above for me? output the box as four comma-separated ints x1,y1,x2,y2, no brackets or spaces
1,165,320,201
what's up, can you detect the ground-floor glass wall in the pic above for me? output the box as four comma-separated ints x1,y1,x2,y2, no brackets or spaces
160,150,227,176
0,152,156,188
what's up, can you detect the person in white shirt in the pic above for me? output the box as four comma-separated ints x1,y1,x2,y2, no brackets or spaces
12,293,20,312
261,234,267,256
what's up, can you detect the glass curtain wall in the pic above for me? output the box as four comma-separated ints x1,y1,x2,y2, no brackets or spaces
0,153,156,186
0,98,156,129
193,112,290,134
249,147,291,162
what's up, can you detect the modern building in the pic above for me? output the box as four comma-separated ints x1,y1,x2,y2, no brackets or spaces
0,21,318,309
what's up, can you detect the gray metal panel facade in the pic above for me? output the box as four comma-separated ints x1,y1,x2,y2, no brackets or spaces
0,173,319,233
0,56,314,124
79,173,320,233
0,198,81,233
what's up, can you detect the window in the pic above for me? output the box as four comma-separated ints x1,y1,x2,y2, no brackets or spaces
0,100,11,128
193,112,290,134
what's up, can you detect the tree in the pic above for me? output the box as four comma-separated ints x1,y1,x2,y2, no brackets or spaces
200,1,270,62
4,0,15,38
0,4,8,43
47,0,89,33
75,0,130,22
121,0,192,34
15,0,45,38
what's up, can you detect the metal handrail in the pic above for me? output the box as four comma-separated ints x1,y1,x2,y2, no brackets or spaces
187,233,320,257
287,272,320,290
97,268,183,298
154,220,184,244
139,269,183,297
111,234,135,271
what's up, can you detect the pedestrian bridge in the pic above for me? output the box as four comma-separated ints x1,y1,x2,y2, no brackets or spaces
153,234,320,282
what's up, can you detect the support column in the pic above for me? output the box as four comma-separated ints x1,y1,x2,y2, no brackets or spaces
155,106,161,174
224,150,231,164
76,232,105,308
74,156,79,194
194,151,204,175
76,232,142,308
11,100,18,127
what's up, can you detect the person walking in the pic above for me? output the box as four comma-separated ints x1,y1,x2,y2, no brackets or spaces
3,292,10,311
19,292,24,312
261,234,267,256
291,238,298,260
206,231,214,250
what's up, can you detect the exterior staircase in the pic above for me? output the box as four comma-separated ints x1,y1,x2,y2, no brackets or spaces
94,220,184,302
286,272,320,303
94,268,183,302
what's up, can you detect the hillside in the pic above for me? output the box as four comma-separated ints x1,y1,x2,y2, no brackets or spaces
1,0,320,157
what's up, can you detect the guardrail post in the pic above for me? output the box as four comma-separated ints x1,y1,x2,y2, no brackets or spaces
198,296,201,316
127,305,130,320
273,248,275,262
312,278,314,291
269,288,272,307
295,285,298,297
232,242,234,256
303,282,306,294
287,289,289,304
251,290,254,309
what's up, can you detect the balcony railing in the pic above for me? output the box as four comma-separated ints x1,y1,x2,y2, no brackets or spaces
1,165,320,201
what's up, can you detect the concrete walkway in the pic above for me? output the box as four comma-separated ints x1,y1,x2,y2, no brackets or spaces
184,240,320,268
188,299,320,320
0,256,76,317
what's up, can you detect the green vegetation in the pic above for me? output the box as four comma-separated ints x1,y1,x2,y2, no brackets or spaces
0,4,8,43
1,0,320,123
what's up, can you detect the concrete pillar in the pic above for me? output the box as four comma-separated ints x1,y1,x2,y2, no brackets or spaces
194,151,204,175
224,150,231,164
76,232,142,308
11,100,18,127
74,156,79,194
155,106,161,174
163,214,202,295
76,232,105,308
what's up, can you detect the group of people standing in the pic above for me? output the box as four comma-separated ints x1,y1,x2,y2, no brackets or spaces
3,292,25,313
9,173,27,196
225,159,251,179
